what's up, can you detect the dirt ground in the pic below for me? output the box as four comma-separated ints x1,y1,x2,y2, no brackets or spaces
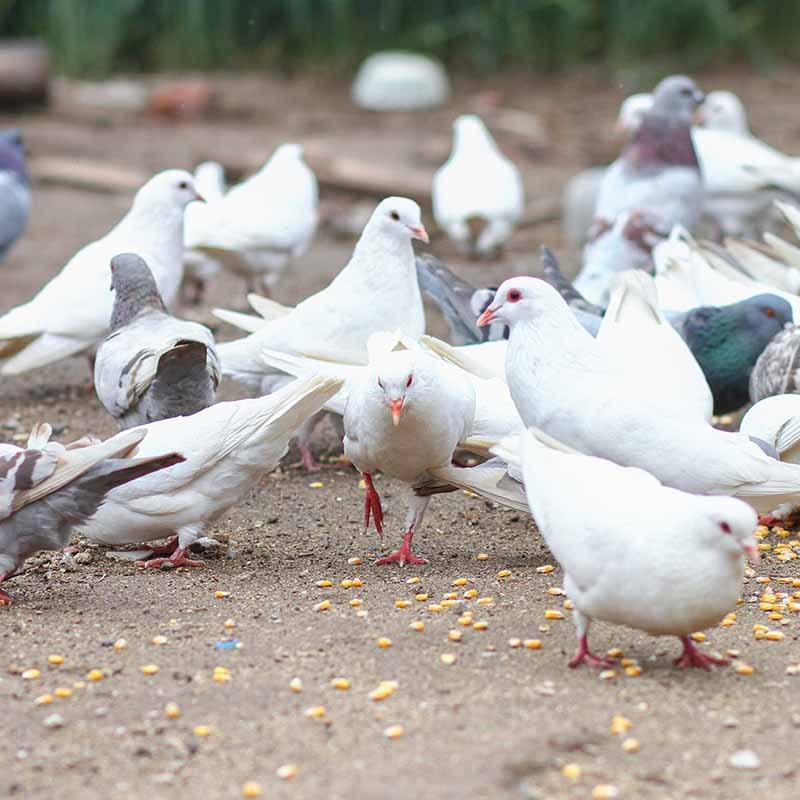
2,67,800,800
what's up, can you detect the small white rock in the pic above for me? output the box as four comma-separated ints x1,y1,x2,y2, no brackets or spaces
43,713,64,729
729,750,761,770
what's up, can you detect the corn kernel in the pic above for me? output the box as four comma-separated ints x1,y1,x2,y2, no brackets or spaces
592,785,620,800
113,638,127,651
536,564,554,574
53,687,72,698
760,603,774,611
524,639,542,650
331,678,350,690
547,587,565,596
140,664,160,676
349,598,362,607
599,670,617,680
394,600,410,608
766,630,785,641
213,672,231,683
443,592,459,601
625,665,642,677
165,702,181,719
563,599,574,610
316,579,332,588
768,612,783,621
21,669,40,680
241,781,264,798
457,615,473,626
289,678,303,694
440,599,456,608
383,724,405,739
452,578,468,587
440,653,457,665
409,621,425,631
276,764,299,780
463,589,478,599
721,618,735,627
377,637,392,648
193,725,212,737
314,600,331,612
476,553,489,561
369,686,392,701
34,694,53,705
545,610,564,620
734,662,755,675
348,557,362,565
472,621,488,631
476,597,494,605
428,604,444,613
606,648,623,659
47,654,65,666
304,705,326,719
448,630,463,642
497,569,511,578
214,591,230,599
340,579,353,589
73,681,85,689
619,658,637,668
351,578,363,588
87,669,104,682
562,763,581,780
610,714,632,735
622,737,640,753
415,593,429,602
406,576,421,584
755,576,771,583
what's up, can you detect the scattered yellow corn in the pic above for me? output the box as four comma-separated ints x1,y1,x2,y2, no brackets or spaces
383,724,405,739
241,781,263,798
309,481,324,489
599,670,617,680
47,654,65,666
348,557,362,565
316,579,332,588
440,653,457,665
547,587,565,596
610,714,632,735
409,621,424,631
440,599,456,608
472,621,488,631
606,648,623,659
463,589,478,599
377,637,393,648
87,669,104,682
140,664,160,676
592,786,620,800
193,725,212,737
314,600,331,612
54,687,72,699
152,635,168,646
276,764,299,781
34,694,53,705
497,569,511,578
536,565,554,574
289,678,303,693
734,662,755,675
214,591,230,599
766,631,785,641
625,665,642,678
448,630,463,642
563,600,574,611
349,598,362,607
544,610,564,620
304,706,327,718
524,639,542,650
165,702,181,719
508,638,522,648
443,592,458,601
369,682,397,701
340,579,353,589
476,597,494,606
415,593,429,602
21,669,40,680
406,576,421,584
690,632,706,642
351,578,363,588
428,604,444,613
113,638,127,651
331,678,350,690
457,615,473,626
561,763,581,780
476,553,489,561
395,600,411,608
622,737,640,753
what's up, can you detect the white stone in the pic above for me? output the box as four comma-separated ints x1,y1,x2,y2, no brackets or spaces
729,750,761,770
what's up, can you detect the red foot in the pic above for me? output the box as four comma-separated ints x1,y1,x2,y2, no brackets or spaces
568,635,614,669
674,636,728,670
136,546,204,569
363,473,384,536
0,572,13,606
374,529,428,567
758,514,778,527
288,444,341,472
147,537,180,557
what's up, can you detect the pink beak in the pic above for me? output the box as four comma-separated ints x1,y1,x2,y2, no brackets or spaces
476,307,496,327
193,191,206,203
742,540,760,565
409,225,429,244
389,399,404,426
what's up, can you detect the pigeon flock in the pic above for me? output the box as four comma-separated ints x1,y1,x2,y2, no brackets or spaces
3,73,800,676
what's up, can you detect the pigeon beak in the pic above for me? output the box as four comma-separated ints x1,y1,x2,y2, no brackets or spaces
692,107,706,126
409,225,429,244
389,398,404,426
476,306,497,327
193,191,206,203
741,539,759,565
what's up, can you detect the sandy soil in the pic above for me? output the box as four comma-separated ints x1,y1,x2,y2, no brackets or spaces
2,67,800,800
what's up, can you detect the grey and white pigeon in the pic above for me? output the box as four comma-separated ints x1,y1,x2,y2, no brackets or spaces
496,428,758,669
0,129,30,263
432,115,524,257
94,253,220,428
0,424,183,604
0,169,202,375
478,276,800,516
749,323,800,403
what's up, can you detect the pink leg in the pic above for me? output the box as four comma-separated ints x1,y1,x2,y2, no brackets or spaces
374,526,428,567
674,636,729,670
758,514,778,527
568,634,614,669
146,537,180,557
136,546,204,569
0,571,14,606
362,473,384,536
288,443,341,472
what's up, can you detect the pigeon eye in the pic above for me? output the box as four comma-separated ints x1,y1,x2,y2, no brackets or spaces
178,181,188,190
680,87,693,97
764,307,776,318
406,374,413,388
390,211,400,221
719,521,731,534
507,289,522,303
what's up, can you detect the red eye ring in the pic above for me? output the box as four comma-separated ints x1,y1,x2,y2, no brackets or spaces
406,374,413,388
508,288,522,303
720,521,731,534
764,307,776,318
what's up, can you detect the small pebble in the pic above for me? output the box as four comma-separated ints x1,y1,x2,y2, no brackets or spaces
592,786,619,799
276,764,299,781
43,713,64,729
440,653,456,665
729,750,761,770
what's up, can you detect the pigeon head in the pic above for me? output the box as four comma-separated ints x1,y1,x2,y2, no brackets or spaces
476,276,563,328
701,90,749,135
616,93,652,133
650,75,704,123
369,197,429,244
108,253,167,331
132,169,205,214
695,495,759,565
0,127,28,185
371,351,424,426
452,114,494,150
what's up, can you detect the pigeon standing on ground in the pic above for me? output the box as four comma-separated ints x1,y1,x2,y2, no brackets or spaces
215,196,428,470
433,115,523,257
0,129,31,263
0,425,184,604
185,143,318,297
182,160,226,304
0,169,202,376
497,428,757,669
78,375,341,569
94,253,220,428
477,277,800,515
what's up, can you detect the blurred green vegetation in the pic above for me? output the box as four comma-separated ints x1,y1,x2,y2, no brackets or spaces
1,0,799,77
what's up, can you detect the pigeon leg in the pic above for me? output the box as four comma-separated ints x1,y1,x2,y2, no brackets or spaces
568,611,613,668
673,636,729,670
136,546,204,569
374,525,428,566
0,572,13,606
147,537,180,557
287,411,332,472
362,472,384,536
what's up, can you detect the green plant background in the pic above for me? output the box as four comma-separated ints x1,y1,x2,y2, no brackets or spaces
1,0,798,77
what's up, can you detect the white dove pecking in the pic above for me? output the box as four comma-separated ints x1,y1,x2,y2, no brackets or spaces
433,115,524,257
0,169,202,376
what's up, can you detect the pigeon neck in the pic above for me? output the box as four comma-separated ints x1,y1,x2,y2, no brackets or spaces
109,285,167,332
0,148,28,186
350,228,415,281
454,125,496,156
628,115,698,169
119,197,186,252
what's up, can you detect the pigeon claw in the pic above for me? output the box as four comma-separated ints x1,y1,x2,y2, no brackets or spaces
674,636,729,670
136,547,205,569
147,537,180,558
362,473,384,536
568,635,614,669
374,530,428,567
0,588,12,606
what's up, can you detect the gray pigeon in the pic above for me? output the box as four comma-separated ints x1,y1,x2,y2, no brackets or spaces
0,129,30,262
0,425,183,604
749,323,800,403
94,253,221,428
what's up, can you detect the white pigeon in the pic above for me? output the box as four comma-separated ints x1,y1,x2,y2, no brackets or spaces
0,169,201,375
432,115,524,257
477,276,800,515
78,374,341,569
185,143,318,296
94,253,220,428
214,196,428,470
182,160,227,303
701,90,750,135
497,428,758,669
